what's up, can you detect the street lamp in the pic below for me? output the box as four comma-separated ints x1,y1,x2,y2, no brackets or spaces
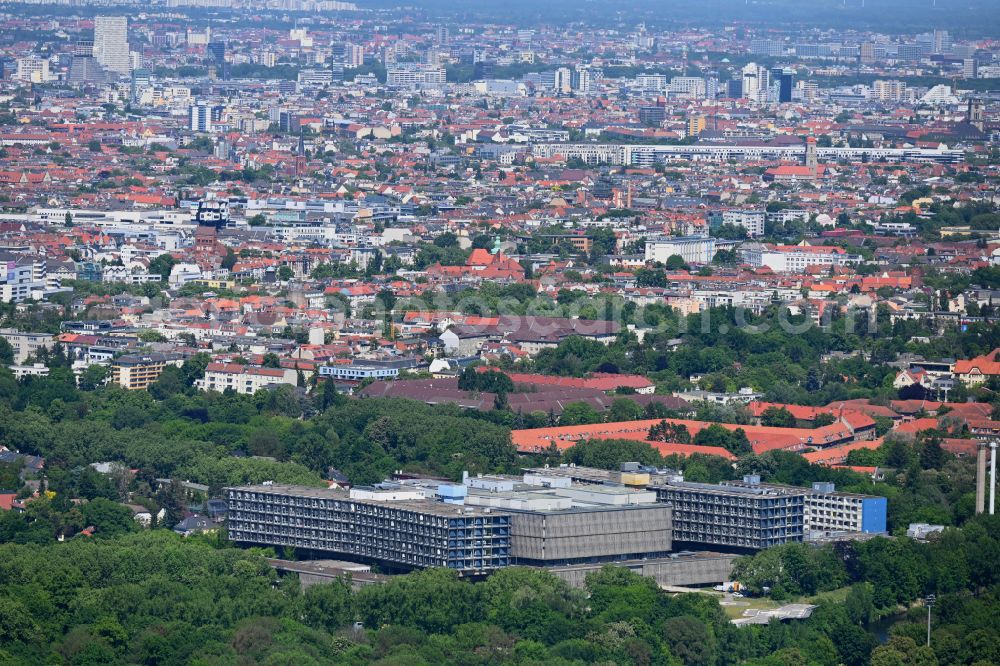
925,594,936,647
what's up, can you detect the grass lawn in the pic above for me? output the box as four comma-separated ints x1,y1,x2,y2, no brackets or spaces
805,586,852,605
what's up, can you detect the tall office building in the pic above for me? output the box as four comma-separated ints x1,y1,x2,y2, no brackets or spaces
963,58,978,79
859,42,876,64
68,39,106,86
706,76,719,100
435,25,449,47
189,101,213,132
741,63,768,103
473,59,495,79
130,68,151,102
932,29,951,55
93,16,130,76
638,103,667,126
769,67,793,103
554,67,572,95
207,41,226,79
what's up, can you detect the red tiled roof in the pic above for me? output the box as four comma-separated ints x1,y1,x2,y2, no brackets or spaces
953,349,1000,377
802,438,883,465
511,416,858,455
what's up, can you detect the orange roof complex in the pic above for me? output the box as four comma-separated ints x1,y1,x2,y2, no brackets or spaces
953,349,1000,379
511,416,863,456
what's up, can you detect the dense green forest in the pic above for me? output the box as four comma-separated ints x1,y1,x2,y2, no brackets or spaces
0,516,998,665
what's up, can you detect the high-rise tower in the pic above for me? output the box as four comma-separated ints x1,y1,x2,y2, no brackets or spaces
93,16,130,76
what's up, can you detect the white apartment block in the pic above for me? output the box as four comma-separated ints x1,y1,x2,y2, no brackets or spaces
668,77,707,98
93,16,131,75
872,79,906,102
644,235,717,265
756,246,860,273
720,210,766,237
197,362,298,394
0,329,54,364
14,57,52,83
386,65,446,89
635,74,667,92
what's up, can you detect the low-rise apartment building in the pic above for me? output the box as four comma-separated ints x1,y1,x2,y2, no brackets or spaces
111,352,185,390
711,210,765,238
747,244,861,273
0,329,54,364
198,362,298,394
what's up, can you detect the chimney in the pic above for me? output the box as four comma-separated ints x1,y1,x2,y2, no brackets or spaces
991,442,998,515
976,444,987,514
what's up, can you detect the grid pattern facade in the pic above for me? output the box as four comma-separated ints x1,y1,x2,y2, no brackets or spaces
510,505,672,566
654,484,804,550
805,492,865,532
226,486,511,575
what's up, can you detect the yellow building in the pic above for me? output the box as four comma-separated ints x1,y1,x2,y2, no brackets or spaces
686,115,706,138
